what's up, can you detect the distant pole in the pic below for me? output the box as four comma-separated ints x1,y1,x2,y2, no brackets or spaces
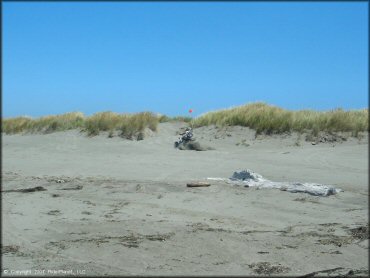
189,109,193,128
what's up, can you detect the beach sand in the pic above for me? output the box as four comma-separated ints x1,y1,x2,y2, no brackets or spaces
2,122,368,276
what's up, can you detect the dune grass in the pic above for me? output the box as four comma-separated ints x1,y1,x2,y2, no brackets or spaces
2,111,159,139
192,102,368,137
2,112,85,134
158,115,192,123
117,112,158,139
2,103,368,138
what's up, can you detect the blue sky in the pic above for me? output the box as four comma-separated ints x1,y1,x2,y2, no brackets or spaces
3,2,368,118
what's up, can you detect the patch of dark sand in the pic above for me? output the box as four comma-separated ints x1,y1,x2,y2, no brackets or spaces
46,210,62,216
298,267,369,277
293,197,320,204
178,141,214,151
57,185,83,191
248,262,290,274
46,232,175,250
1,245,20,254
281,223,369,247
1,245,29,257
2,186,46,193
349,224,369,241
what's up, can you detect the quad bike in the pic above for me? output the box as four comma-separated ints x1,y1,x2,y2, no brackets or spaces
174,128,194,148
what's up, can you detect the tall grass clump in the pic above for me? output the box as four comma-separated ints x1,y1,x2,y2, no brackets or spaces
83,111,158,138
2,111,159,139
2,116,33,134
31,112,85,133
2,112,85,134
119,112,158,139
84,111,124,136
193,102,368,136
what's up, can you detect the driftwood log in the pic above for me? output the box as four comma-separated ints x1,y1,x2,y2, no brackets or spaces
186,182,211,188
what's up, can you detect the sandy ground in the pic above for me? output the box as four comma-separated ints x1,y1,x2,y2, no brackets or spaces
2,122,369,276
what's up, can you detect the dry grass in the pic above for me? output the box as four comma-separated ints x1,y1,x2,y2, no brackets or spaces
158,115,192,123
2,112,85,134
118,112,158,139
192,102,368,137
2,111,159,139
84,112,125,136
2,103,368,138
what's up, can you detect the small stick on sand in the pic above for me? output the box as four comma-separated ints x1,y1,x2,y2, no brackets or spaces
186,182,211,187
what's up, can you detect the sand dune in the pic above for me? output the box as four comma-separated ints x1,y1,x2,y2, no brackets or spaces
2,122,368,276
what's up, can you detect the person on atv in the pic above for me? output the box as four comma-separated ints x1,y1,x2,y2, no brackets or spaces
180,127,193,142
174,127,194,148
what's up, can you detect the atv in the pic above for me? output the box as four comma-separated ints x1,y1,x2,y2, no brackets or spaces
174,128,194,148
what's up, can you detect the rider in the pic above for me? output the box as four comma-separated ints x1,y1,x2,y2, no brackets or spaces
181,127,193,142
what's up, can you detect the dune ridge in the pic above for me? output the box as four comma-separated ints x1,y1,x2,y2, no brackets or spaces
2,102,368,138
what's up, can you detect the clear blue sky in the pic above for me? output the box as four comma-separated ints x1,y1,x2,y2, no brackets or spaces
3,1,368,118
